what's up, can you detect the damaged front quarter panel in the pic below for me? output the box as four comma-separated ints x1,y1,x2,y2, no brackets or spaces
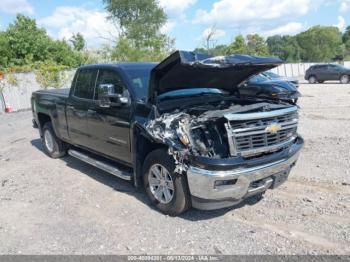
144,113,193,173
144,110,230,173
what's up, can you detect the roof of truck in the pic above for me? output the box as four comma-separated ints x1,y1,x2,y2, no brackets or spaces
78,62,157,70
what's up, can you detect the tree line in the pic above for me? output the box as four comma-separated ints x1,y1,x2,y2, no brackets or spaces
196,26,350,62
0,14,90,72
1,0,350,74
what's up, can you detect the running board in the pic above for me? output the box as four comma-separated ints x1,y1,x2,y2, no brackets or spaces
68,149,131,181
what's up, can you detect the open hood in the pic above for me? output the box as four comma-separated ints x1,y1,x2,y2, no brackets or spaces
148,50,283,103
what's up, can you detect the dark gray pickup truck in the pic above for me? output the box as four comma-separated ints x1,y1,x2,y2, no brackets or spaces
31,51,303,216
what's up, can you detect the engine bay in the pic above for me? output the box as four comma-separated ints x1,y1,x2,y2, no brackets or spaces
145,97,294,172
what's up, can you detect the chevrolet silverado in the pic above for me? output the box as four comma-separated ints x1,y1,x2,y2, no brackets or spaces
31,51,303,216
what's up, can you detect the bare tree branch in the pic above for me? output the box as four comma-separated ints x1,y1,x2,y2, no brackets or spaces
204,24,218,51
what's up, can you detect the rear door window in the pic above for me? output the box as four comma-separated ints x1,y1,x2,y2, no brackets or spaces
74,69,98,100
314,65,327,70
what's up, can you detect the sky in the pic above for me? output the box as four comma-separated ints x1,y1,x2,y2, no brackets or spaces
0,0,349,50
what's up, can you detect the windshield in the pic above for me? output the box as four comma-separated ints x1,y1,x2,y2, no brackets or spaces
123,65,154,101
248,74,269,83
158,88,227,100
264,71,280,78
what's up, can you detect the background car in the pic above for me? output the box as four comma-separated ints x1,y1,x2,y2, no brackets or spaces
262,71,299,88
305,64,350,84
239,74,300,104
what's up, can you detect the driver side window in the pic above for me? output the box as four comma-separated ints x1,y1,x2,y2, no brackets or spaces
94,69,129,100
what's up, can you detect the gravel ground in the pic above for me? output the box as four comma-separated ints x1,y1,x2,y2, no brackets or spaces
0,82,349,255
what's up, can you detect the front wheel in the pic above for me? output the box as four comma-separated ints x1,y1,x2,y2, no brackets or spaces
340,75,349,84
143,149,191,216
42,122,67,158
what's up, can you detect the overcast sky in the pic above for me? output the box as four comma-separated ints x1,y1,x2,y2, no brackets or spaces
0,0,349,50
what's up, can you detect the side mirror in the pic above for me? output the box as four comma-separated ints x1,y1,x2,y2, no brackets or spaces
97,84,129,108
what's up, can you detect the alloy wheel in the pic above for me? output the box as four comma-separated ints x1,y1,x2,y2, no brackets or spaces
148,164,175,204
44,129,54,153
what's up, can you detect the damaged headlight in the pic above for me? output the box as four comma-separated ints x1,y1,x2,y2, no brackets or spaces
176,126,190,146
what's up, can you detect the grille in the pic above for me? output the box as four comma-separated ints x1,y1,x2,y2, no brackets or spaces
225,110,298,157
230,112,297,130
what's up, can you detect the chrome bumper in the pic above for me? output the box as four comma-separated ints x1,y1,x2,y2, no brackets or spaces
187,149,301,210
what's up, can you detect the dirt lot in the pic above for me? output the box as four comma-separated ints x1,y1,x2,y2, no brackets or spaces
0,82,350,255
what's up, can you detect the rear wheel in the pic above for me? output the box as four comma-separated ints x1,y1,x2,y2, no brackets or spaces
340,75,349,84
42,122,67,158
308,76,317,84
143,149,191,216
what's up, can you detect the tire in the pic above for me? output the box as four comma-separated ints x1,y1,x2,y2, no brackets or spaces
340,75,349,84
143,149,191,216
308,76,317,84
42,122,67,158
318,80,324,84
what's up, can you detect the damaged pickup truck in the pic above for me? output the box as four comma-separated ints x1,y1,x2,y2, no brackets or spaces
31,51,303,216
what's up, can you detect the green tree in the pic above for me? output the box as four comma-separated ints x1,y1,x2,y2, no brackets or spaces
0,32,12,69
246,34,269,56
1,14,87,70
343,26,350,59
47,40,85,67
226,35,247,54
282,36,301,62
110,36,172,62
266,35,284,58
104,0,166,40
5,14,52,65
343,26,350,43
267,35,301,62
297,26,343,62
210,45,228,56
70,33,85,51
194,44,228,56
103,0,173,61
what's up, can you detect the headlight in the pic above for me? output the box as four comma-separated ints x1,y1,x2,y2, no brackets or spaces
178,133,190,146
176,126,190,146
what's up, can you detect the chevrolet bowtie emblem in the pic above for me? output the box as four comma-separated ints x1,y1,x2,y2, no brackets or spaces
265,123,282,134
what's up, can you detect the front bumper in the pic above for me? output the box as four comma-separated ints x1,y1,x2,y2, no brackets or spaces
187,136,303,210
